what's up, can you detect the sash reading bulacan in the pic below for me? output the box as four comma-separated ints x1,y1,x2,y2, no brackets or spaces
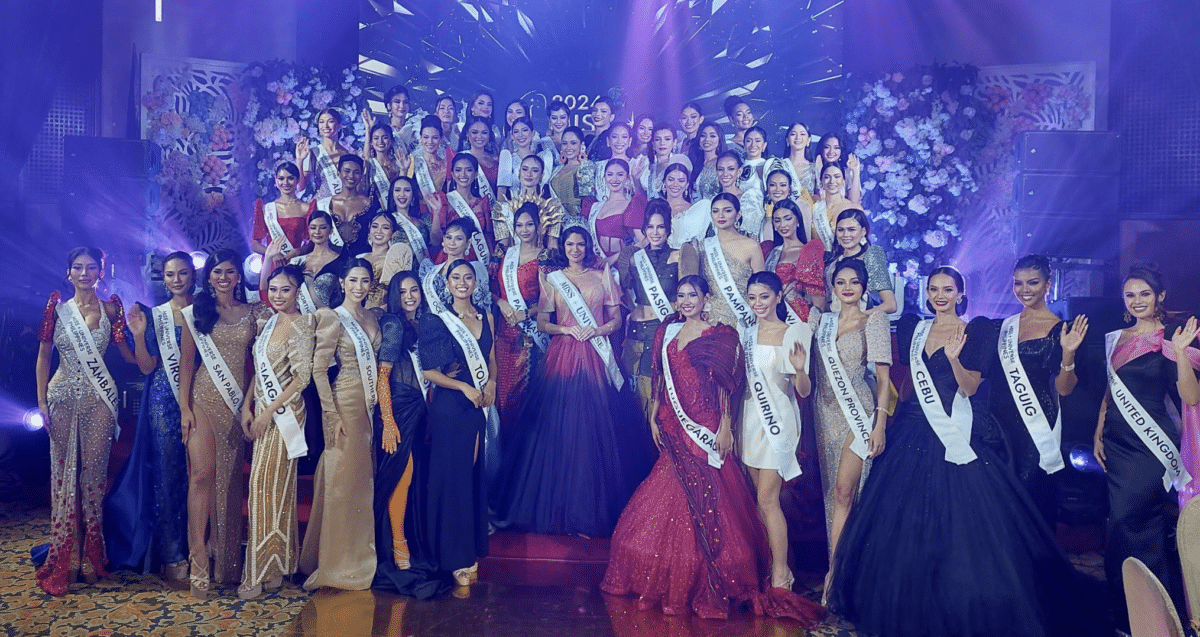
502,245,549,351
446,191,491,261
315,145,343,195
316,197,346,247
394,211,428,263
1106,330,1191,491
910,319,977,464
182,306,245,416
632,248,673,321
254,315,307,459
334,306,379,411
662,321,723,468
703,236,756,329
58,300,120,435
744,321,807,479
817,312,874,459
287,256,319,314
262,202,296,256
1000,314,1065,473
152,303,182,403
548,270,624,389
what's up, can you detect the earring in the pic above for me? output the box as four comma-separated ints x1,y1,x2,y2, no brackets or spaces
859,236,867,246
1123,311,1132,323
956,297,964,305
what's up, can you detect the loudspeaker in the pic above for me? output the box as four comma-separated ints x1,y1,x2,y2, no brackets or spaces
1014,173,1119,215
1016,131,1122,174
60,136,159,258
1014,213,1117,259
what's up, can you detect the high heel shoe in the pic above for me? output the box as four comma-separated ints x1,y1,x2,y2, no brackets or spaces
237,582,262,600
189,554,212,599
467,562,478,583
263,576,284,593
771,569,795,592
453,567,472,587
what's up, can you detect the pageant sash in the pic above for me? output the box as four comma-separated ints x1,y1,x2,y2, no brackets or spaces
811,201,835,249
335,306,379,411
316,197,346,247
262,202,296,257
414,155,437,196
502,245,550,351
1106,330,1191,492
586,200,610,260
703,236,755,329
548,270,624,389
254,315,307,459
182,305,244,416
476,168,495,201
910,319,977,465
817,312,873,460
435,308,490,391
394,210,428,263
315,145,343,195
633,248,673,321
287,256,319,314
368,157,392,207
999,314,1066,473
152,303,182,403
744,321,807,480
447,191,491,260
409,347,431,398
58,300,119,426
661,321,723,468
422,265,448,315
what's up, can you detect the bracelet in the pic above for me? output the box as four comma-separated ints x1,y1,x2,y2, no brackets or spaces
1061,363,1076,372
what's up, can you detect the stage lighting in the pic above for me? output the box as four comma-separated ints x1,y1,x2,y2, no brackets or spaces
190,251,208,269
22,408,44,431
246,254,264,276
1069,444,1103,473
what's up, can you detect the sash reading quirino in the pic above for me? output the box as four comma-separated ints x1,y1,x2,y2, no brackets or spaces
314,145,343,195
1106,330,1191,492
182,305,245,416
262,202,296,257
632,248,673,321
743,319,809,480
446,190,492,261
253,314,307,459
703,236,756,330
286,255,319,315
315,197,347,247
999,314,1066,473
661,321,723,468
547,270,624,389
910,319,977,464
152,303,182,404
817,312,874,460
393,210,429,263
501,243,550,351
57,299,120,437
334,306,379,412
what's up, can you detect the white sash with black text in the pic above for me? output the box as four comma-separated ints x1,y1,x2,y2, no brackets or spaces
633,248,673,321
262,202,296,257
368,157,391,206
334,306,378,411
58,300,120,432
316,197,346,247
254,315,307,459
548,270,624,389
586,200,609,260
661,321,723,468
910,319,977,464
414,155,436,196
999,314,1065,473
447,191,491,261
287,255,319,314
744,320,808,480
703,236,755,329
811,201,835,249
502,244,549,351
182,306,245,416
394,210,428,263
152,303,182,404
817,312,873,460
315,145,343,195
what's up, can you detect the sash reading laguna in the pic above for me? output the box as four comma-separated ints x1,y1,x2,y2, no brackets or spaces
446,191,492,261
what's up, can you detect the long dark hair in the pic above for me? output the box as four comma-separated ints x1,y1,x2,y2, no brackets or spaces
552,225,599,269
828,208,872,262
769,197,808,246
446,153,482,197
386,270,424,352
660,162,692,200
64,246,107,293
328,257,375,309
926,265,968,315
747,270,789,321
386,175,423,220
690,120,727,182
459,114,496,152
193,248,247,334
781,122,811,161
830,258,870,301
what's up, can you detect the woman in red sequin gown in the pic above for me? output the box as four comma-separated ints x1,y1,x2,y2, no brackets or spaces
489,202,546,433
601,275,824,625
764,196,825,321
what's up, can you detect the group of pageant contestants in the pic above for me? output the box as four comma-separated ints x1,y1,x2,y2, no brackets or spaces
32,86,1200,637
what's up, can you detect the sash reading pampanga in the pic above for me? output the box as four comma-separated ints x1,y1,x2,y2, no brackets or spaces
315,145,343,195
999,314,1066,473
254,315,307,459
58,300,119,428
662,321,723,468
287,256,319,315
633,248,673,321
744,321,807,480
394,210,428,263
586,201,610,260
152,303,182,403
368,158,392,207
910,319,977,465
1106,330,1191,492
703,236,756,329
262,202,296,257
335,306,379,411
182,305,245,416
548,270,624,389
446,191,492,261
817,312,874,460
811,201,835,249
316,197,346,247
502,245,550,351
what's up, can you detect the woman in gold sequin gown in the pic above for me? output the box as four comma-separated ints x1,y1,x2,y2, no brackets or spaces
34,247,135,595
693,193,764,328
357,211,414,311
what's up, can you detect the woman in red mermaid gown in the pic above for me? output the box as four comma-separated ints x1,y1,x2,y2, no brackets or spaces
601,274,824,625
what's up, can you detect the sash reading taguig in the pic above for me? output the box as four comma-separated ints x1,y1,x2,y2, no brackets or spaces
152,303,182,403
817,312,874,460
547,270,624,389
661,321,723,468
334,306,379,412
632,248,673,321
999,314,1065,473
254,315,307,459
703,236,756,329
262,202,296,257
58,299,120,437
910,319,977,465
446,190,492,261
1106,330,1191,492
502,244,550,351
182,306,245,416
744,320,809,480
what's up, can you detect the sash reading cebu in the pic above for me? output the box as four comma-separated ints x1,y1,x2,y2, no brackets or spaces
182,306,245,416
1105,330,1191,492
152,303,182,403
910,319,977,465
334,306,379,411
254,315,307,459
662,321,723,468
703,236,756,329
744,320,808,480
632,248,673,321
817,312,873,459
999,314,1065,473
58,300,120,435
446,191,492,261
547,270,624,389
502,244,550,351
262,202,296,257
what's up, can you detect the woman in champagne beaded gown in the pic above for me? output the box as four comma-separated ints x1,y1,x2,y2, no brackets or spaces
694,193,764,329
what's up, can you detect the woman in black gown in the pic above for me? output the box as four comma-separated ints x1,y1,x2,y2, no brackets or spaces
830,266,1109,637
1094,263,1200,630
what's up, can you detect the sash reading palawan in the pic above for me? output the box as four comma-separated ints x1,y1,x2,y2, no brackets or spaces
999,314,1065,473
661,321,723,468
502,244,549,351
254,315,307,459
909,319,977,465
182,305,245,416
817,312,873,459
152,303,182,403
58,300,120,437
547,270,624,389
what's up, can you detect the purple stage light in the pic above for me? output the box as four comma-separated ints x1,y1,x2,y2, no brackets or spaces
1069,444,1102,473
246,254,263,276
22,408,44,431
190,251,208,269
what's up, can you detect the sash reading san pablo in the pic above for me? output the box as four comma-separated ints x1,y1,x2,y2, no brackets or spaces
254,314,307,459
182,305,245,416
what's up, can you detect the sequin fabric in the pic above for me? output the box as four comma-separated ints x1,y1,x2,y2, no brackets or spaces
699,240,753,328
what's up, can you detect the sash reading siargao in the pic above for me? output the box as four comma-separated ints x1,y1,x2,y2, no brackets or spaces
817,312,874,459
253,314,307,459
262,202,296,257
703,236,756,329
999,314,1065,473
446,190,492,261
315,197,346,247
152,303,182,403
1106,330,1191,491
334,306,379,411
502,243,550,350
547,270,624,389
909,319,977,464
182,305,245,416
744,320,808,479
314,145,343,195
58,299,120,437
287,256,319,315
632,248,673,321
661,321,723,468
393,209,428,263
